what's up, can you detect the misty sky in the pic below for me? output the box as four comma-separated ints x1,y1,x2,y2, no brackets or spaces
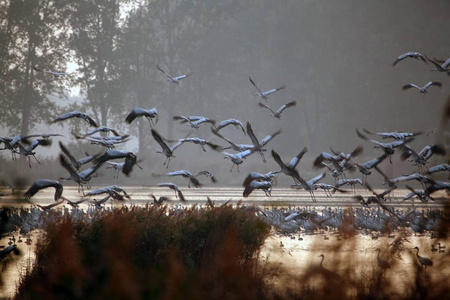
2,0,450,186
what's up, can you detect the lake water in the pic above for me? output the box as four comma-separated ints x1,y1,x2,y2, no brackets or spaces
1,186,449,298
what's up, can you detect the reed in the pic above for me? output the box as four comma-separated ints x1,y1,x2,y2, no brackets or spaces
14,204,271,299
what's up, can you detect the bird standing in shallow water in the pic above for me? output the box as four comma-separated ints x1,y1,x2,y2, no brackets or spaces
413,246,433,270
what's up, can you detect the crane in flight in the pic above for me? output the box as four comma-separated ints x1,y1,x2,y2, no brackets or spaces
402,81,442,93
125,107,158,127
246,121,281,163
173,115,216,129
59,154,103,192
157,65,192,84
249,76,285,102
258,100,296,119
392,52,426,66
156,182,186,201
213,118,246,135
151,129,183,168
15,138,52,168
24,179,64,201
243,180,272,197
50,111,98,127
93,150,139,176
33,66,67,77
425,56,450,73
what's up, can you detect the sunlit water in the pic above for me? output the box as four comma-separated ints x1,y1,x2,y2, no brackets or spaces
1,186,449,298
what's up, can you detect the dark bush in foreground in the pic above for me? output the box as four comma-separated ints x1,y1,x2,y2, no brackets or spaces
15,205,271,300
17,206,269,299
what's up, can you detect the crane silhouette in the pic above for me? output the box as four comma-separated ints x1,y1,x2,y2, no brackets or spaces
50,111,98,127
157,65,192,84
392,52,426,66
258,100,296,119
249,76,285,102
24,179,64,201
125,107,158,127
413,246,433,270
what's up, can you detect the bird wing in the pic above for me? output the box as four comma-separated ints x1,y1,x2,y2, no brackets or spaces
151,129,172,154
59,154,81,179
33,66,43,72
173,115,193,125
24,179,62,200
425,55,444,70
424,81,442,89
249,76,264,95
264,85,286,96
177,188,186,201
363,154,388,169
260,129,281,147
441,58,450,70
211,126,240,149
276,101,296,115
52,111,82,122
399,145,417,161
157,65,173,80
174,73,193,80
59,141,80,168
216,118,244,133
271,149,288,170
84,114,98,127
258,102,276,115
125,107,142,124
289,147,308,169
307,173,326,186
392,52,416,66
122,154,137,176
246,122,260,147
402,83,419,90
168,170,192,177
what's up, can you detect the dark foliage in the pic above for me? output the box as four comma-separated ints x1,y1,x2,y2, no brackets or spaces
15,205,271,299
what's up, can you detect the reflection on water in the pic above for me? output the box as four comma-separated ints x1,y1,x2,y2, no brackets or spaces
1,186,449,298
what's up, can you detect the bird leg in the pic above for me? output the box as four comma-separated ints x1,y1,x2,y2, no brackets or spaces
310,191,316,202
259,151,267,163
32,154,41,165
146,117,153,128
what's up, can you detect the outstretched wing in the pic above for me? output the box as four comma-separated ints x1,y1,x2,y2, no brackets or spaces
157,65,173,80
249,76,264,95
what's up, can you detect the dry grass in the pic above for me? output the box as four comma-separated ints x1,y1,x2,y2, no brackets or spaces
14,204,271,299
10,204,450,300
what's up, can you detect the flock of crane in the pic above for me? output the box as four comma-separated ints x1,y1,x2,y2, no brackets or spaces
0,52,450,273
0,53,449,207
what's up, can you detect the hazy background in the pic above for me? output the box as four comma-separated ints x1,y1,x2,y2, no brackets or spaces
1,0,449,187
